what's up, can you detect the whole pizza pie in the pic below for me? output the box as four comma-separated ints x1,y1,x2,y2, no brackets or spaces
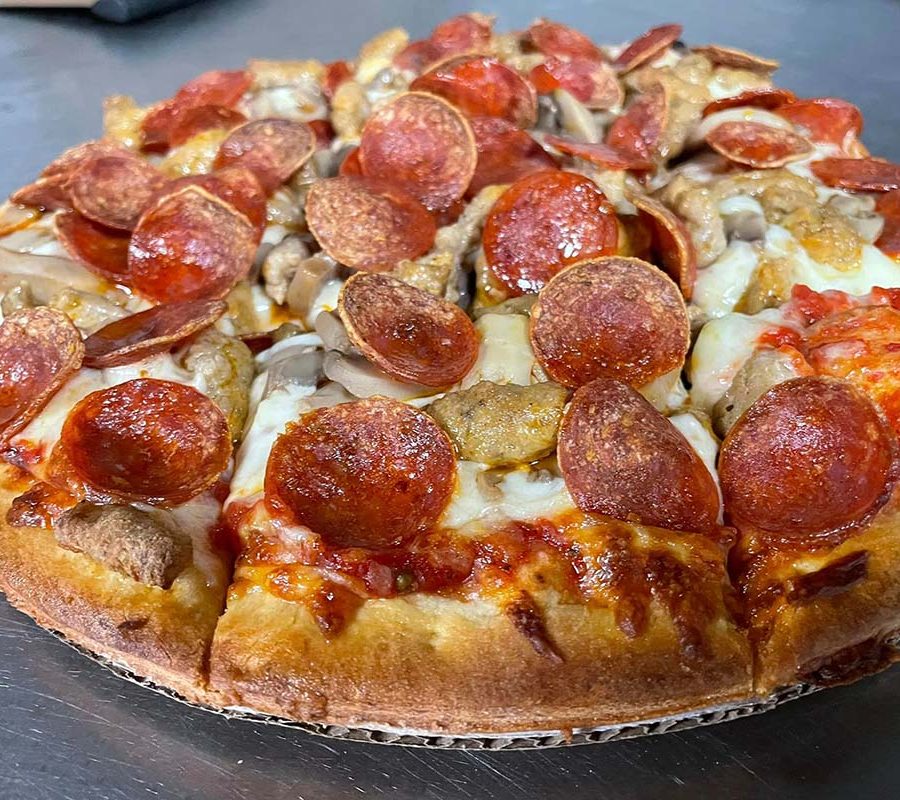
1,15,899,737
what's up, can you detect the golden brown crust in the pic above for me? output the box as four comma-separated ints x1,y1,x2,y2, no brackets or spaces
0,473,226,704
748,495,900,693
208,588,753,734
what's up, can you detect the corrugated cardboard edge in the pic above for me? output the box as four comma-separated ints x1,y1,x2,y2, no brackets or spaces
49,627,822,749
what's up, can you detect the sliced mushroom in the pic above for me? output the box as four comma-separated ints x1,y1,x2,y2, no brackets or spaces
427,380,568,467
286,254,339,319
827,193,884,244
323,350,434,400
55,503,192,589
314,310,355,354
48,288,130,335
553,89,600,142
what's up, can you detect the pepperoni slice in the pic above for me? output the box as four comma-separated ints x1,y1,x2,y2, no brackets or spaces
430,12,493,53
605,83,667,163
83,299,227,369
322,60,353,100
0,308,84,444
467,117,557,196
720,377,896,538
529,57,623,110
58,378,231,507
11,140,134,211
775,98,862,150
265,398,455,549
9,175,72,211
543,134,652,171
706,121,812,168
338,272,478,387
162,166,267,236
68,155,168,231
612,24,682,74
358,92,477,213
339,146,364,177
804,305,900,435
306,176,436,271
168,105,247,148
876,189,900,257
525,19,603,61
627,192,697,299
811,157,900,192
702,87,797,117
394,40,443,74
141,69,251,152
128,185,257,303
55,211,132,285
558,378,719,533
692,44,779,73
308,118,336,148
214,118,315,194
482,170,618,296
530,256,689,388
410,55,538,128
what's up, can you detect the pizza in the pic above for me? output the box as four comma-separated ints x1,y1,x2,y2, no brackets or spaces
1,15,899,737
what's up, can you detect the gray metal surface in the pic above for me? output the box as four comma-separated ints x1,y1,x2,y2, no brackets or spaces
1,0,899,796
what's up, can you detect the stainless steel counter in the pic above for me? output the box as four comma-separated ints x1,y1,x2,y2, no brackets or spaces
1,1,899,796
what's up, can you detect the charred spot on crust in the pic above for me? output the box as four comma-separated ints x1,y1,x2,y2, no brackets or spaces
800,631,900,687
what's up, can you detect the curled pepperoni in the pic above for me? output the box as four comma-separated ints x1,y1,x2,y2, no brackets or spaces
706,121,812,168
410,55,538,128
10,140,132,211
627,192,697,299
525,19,603,61
483,170,618,296
9,175,72,211
358,92,477,213
606,83,667,163
613,23,682,74
529,57,623,110
162,166,267,236
265,398,455,549
430,12,493,53
68,155,168,231
776,98,862,150
141,70,251,152
168,105,247,147
306,176,436,271
83,299,227,369
338,272,478,387
543,134,652,171
692,44,779,73
55,211,132,285
308,118,336,148
128,185,257,303
0,308,84,444
720,377,896,538
394,40,443,74
339,147,364,177
214,118,315,193
811,157,900,192
58,378,231,507
467,117,557,196
558,378,719,533
530,256,689,388
876,190,900,257
702,87,797,117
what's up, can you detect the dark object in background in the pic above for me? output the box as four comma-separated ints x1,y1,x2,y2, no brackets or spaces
92,0,197,22
0,0,197,22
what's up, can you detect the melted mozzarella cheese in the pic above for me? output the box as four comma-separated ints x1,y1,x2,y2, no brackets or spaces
167,493,228,585
440,461,575,532
461,313,534,388
693,240,759,318
689,309,784,412
227,380,316,503
305,277,344,329
764,224,900,295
